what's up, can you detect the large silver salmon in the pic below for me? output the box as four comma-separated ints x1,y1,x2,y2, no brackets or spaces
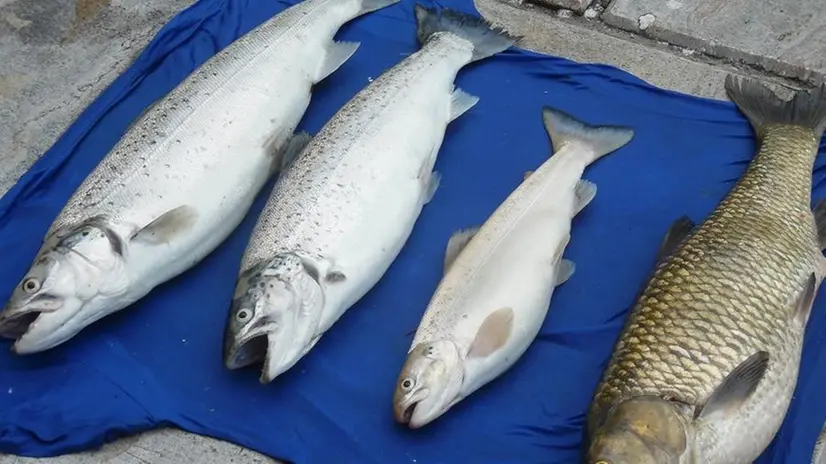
0,0,400,354
222,4,517,384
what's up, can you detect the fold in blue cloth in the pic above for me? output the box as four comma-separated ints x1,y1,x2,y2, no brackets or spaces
1,0,824,462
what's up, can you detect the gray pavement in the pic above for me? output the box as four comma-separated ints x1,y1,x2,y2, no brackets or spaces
0,0,819,462
0,0,196,197
603,0,826,85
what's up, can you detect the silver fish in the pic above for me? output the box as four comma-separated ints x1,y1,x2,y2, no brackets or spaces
222,4,517,383
0,0,400,354
392,107,634,428
815,423,826,464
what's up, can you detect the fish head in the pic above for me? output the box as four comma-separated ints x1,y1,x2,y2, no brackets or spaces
393,340,464,428
586,396,688,464
223,252,324,384
0,221,128,353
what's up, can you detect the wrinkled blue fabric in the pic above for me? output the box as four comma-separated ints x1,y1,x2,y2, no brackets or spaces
1,0,824,462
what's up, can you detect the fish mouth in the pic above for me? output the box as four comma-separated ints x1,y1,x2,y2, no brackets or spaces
0,310,42,340
224,334,268,370
395,401,421,428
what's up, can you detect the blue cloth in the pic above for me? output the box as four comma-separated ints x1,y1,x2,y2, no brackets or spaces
1,0,825,462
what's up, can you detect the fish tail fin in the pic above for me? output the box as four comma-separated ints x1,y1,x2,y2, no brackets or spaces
541,106,635,165
413,4,518,63
724,75,826,138
358,0,401,15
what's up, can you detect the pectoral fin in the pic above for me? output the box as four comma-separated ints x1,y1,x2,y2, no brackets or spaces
658,216,695,261
467,307,514,358
130,206,199,245
694,351,769,420
444,227,479,273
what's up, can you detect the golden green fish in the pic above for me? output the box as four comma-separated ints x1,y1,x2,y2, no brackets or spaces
585,76,826,464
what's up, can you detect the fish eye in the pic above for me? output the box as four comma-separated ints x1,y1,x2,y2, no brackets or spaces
236,309,252,323
401,378,415,391
22,277,41,294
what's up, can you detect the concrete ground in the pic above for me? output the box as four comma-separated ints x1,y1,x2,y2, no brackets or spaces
0,0,820,462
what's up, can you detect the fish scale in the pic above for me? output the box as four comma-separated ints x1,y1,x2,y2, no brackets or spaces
586,76,826,464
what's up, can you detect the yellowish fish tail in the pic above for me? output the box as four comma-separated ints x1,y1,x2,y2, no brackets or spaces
540,106,635,165
724,75,826,139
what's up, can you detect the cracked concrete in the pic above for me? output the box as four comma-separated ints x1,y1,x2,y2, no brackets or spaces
0,0,197,198
0,0,816,462
603,0,826,85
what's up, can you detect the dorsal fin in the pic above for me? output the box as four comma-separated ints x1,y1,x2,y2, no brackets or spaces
657,216,695,261
574,179,597,214
444,227,479,273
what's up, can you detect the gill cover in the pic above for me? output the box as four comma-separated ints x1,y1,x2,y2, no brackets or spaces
0,219,127,352
587,396,687,464
223,252,325,383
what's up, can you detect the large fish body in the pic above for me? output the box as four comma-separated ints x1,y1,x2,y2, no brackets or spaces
391,108,634,428
0,0,400,354
222,5,517,383
586,77,826,464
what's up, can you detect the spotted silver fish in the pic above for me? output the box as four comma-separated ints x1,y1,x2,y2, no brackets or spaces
222,4,517,383
0,0,400,353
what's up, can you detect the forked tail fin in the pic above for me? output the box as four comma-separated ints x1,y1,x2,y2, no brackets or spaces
541,106,635,165
724,75,826,139
413,4,518,63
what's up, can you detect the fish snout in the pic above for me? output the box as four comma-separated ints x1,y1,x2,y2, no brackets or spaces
393,398,420,426
0,293,67,341
0,307,40,340
587,428,663,464
392,384,434,429
224,331,268,370
5,297,83,354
